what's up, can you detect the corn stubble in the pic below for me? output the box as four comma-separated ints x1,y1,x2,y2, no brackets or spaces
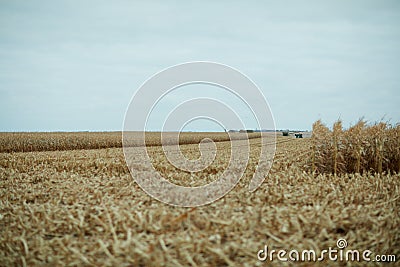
0,129,399,266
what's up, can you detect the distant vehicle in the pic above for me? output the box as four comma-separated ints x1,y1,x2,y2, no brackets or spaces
295,133,303,138
282,130,289,136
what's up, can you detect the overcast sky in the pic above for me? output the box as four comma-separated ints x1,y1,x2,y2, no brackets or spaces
1,1,399,131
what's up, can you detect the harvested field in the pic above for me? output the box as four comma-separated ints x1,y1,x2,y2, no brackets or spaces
0,132,399,266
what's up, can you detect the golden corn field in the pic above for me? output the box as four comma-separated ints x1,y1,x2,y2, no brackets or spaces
0,132,261,153
311,120,400,175
0,123,399,266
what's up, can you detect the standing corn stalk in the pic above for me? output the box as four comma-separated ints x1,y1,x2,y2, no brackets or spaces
369,122,386,174
347,120,365,173
311,120,331,174
332,120,343,176
396,124,400,173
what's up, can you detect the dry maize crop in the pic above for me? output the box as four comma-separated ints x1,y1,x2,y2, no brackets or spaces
0,132,262,153
0,127,399,266
311,120,400,175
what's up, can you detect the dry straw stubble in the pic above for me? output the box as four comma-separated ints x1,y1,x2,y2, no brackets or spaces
0,130,399,266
